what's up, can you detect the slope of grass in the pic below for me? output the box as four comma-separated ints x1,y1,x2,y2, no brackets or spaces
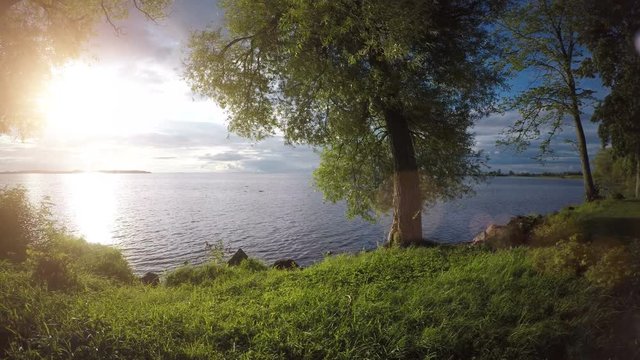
533,199,640,245
2,244,634,360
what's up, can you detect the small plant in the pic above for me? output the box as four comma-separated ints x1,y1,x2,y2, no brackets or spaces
206,239,228,266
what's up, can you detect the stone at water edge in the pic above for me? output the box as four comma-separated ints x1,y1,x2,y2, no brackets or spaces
141,272,160,286
272,259,299,270
472,215,544,249
227,248,248,266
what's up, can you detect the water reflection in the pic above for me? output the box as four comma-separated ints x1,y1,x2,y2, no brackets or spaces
62,173,118,245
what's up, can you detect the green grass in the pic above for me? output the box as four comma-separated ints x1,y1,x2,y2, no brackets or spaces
2,244,635,359
533,199,640,245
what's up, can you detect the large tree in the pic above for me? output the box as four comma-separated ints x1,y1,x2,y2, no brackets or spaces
186,0,504,246
580,0,640,198
0,0,169,135
498,0,598,201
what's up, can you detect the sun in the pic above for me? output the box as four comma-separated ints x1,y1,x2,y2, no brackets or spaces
37,61,157,139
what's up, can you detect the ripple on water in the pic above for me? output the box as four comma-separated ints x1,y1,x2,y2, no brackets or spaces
0,173,585,274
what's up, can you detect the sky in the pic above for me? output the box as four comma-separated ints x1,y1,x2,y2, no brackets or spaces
0,1,604,173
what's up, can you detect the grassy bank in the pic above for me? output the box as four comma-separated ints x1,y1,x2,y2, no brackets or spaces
1,191,639,359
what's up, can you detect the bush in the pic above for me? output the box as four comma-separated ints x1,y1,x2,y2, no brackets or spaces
532,236,640,290
47,235,135,284
0,187,52,262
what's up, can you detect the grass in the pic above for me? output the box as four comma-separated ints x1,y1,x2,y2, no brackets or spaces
1,197,639,359
532,199,640,245
2,244,637,359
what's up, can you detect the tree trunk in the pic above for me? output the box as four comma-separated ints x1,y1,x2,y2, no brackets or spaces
568,73,597,201
571,111,597,201
383,105,423,247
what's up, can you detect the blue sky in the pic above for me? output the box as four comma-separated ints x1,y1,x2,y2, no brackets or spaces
0,1,605,173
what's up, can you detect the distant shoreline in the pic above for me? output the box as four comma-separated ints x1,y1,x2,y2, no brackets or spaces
0,170,151,174
486,172,583,179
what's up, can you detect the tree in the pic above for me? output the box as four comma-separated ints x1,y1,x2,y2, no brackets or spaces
580,0,640,199
186,0,504,246
0,0,169,135
498,0,598,201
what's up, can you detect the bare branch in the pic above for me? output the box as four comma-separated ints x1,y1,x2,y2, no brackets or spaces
132,0,159,23
101,1,122,35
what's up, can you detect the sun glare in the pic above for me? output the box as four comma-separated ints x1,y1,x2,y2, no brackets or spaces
38,61,159,138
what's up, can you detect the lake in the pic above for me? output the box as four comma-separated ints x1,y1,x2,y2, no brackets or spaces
0,173,584,274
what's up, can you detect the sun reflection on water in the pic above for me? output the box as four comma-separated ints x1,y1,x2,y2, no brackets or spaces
62,173,119,245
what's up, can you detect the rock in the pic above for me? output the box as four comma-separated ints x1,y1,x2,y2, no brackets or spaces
472,215,543,249
227,248,248,266
272,259,299,270
141,272,159,286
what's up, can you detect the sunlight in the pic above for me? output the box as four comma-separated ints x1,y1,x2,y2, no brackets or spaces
62,173,119,245
38,61,159,138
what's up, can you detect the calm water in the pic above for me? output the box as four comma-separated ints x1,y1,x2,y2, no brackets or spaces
0,173,584,274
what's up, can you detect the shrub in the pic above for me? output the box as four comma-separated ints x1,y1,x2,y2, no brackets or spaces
49,235,135,284
585,246,633,289
87,249,135,284
532,236,640,290
0,187,52,262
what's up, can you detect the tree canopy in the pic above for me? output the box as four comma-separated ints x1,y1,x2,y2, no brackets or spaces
186,0,505,245
0,0,169,135
579,0,640,198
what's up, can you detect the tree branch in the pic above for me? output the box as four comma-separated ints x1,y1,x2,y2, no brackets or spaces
101,0,122,35
132,0,159,23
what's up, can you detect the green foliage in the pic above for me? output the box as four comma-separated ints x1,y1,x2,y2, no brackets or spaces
532,237,640,290
530,200,640,290
532,199,640,245
46,235,135,284
593,148,637,198
186,0,503,221
0,185,135,285
581,0,640,165
0,186,52,262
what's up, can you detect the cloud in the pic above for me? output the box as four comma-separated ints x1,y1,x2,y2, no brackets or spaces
473,109,602,172
199,152,251,162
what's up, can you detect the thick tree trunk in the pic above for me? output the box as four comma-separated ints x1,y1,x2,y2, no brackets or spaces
383,105,423,246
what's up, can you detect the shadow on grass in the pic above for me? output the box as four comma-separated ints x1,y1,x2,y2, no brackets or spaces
583,217,640,240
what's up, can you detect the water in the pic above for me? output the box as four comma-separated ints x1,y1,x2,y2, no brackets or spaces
0,173,584,274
